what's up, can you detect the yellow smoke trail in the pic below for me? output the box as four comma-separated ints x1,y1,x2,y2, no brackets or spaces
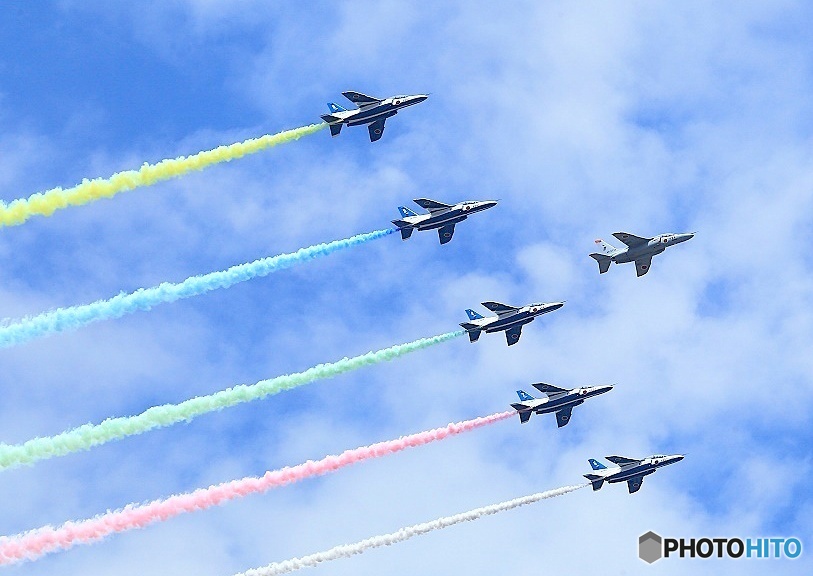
0,123,326,228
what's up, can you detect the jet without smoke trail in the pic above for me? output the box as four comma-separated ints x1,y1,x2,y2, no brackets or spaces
0,412,511,565
235,484,587,576
0,123,326,228
0,331,464,471
0,228,393,349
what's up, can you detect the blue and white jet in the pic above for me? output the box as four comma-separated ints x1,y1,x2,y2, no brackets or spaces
460,301,565,346
392,198,497,244
590,232,695,277
510,383,613,427
584,454,685,494
320,91,428,142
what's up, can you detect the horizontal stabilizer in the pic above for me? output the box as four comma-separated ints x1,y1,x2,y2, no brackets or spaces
584,474,605,491
589,253,612,274
343,91,381,106
394,225,413,240
414,198,452,212
510,405,532,424
481,301,518,315
321,114,341,124
328,123,342,137
460,323,481,342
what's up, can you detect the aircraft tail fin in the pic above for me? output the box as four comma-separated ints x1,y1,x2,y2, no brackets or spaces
589,252,612,274
327,102,347,113
584,474,605,491
516,390,535,402
588,458,607,471
398,206,418,218
460,323,481,342
465,309,484,320
594,238,621,255
510,404,532,424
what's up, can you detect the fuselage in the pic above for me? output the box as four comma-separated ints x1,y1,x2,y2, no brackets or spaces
612,233,694,263
333,94,428,126
520,385,614,415
596,454,685,483
469,302,565,333
400,200,497,231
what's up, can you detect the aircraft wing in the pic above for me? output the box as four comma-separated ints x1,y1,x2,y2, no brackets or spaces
482,301,519,316
532,382,568,397
413,198,452,212
555,406,573,428
635,255,653,277
505,325,523,346
613,232,650,248
342,91,381,106
368,118,386,142
606,455,641,466
627,475,645,494
438,224,455,244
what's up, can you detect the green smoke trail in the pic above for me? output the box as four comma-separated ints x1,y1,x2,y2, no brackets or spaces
0,331,463,471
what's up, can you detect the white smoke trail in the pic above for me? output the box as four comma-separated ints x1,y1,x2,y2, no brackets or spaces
236,484,587,576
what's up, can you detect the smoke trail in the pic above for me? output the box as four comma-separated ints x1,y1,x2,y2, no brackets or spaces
0,228,393,349
0,331,463,471
0,412,511,565
238,484,587,576
0,123,326,228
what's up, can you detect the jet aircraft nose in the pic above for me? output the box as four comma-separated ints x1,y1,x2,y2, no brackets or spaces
661,454,685,466
410,94,429,103
479,200,498,210
593,384,615,395
548,301,565,312
673,232,695,244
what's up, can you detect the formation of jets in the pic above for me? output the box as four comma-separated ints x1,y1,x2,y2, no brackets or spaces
322,91,687,494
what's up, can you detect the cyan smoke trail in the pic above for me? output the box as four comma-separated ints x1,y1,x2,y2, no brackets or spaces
0,412,511,565
236,484,587,575
0,228,393,349
0,331,464,471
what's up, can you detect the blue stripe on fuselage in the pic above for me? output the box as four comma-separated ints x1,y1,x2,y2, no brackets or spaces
607,465,656,483
484,314,534,332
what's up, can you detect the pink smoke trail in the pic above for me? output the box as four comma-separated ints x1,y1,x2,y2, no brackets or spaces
0,411,513,565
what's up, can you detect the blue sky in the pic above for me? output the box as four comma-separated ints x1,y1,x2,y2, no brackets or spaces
1,1,812,574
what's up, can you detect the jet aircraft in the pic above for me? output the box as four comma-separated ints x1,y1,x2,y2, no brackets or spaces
584,454,684,494
460,301,564,346
320,91,428,142
589,232,694,277
392,198,497,244
510,383,613,427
